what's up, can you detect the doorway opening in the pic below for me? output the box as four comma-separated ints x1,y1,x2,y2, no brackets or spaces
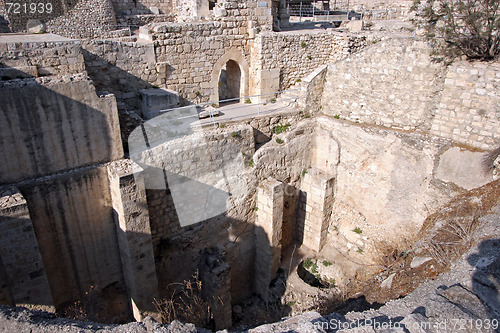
218,60,242,105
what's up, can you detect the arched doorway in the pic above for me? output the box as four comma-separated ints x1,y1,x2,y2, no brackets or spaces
210,49,249,103
218,60,242,104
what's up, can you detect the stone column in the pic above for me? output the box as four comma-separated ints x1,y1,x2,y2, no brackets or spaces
300,168,335,252
108,160,159,321
0,186,54,311
254,178,284,301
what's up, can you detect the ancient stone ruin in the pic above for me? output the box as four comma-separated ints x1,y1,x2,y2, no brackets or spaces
0,0,499,332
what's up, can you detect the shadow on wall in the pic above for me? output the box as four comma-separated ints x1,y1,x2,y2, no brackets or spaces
0,65,305,329
0,65,119,184
80,48,196,154
0,66,126,318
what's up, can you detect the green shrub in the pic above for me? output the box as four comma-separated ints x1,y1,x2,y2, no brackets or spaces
303,259,313,269
353,227,362,234
276,138,284,144
274,123,291,134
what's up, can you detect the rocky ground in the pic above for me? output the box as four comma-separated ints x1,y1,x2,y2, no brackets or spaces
1,197,498,332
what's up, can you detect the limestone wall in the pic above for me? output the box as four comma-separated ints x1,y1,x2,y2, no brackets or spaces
316,116,473,247
82,40,159,112
322,38,445,131
152,19,251,102
18,166,123,307
430,62,500,150
111,0,175,16
259,32,366,90
0,41,85,78
1,0,116,36
349,0,413,19
321,37,500,150
0,76,123,184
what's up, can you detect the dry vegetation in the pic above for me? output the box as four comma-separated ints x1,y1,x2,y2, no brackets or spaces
342,179,500,305
154,271,218,329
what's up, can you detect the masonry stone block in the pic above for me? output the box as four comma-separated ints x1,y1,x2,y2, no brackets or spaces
108,160,159,321
254,178,285,301
300,168,335,252
140,88,180,120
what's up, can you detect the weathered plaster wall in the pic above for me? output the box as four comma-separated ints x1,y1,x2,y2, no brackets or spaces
0,187,54,310
18,166,123,308
315,116,492,249
0,76,123,184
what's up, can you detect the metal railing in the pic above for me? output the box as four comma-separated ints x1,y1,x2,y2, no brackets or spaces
286,0,351,23
150,88,302,129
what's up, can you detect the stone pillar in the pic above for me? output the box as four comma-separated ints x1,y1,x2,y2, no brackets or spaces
0,186,54,310
254,178,284,301
300,168,335,252
108,160,159,321
252,68,280,103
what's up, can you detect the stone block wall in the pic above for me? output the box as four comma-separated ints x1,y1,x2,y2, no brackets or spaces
134,124,254,250
297,64,328,114
322,38,445,131
349,0,413,19
82,40,159,112
0,75,123,184
321,37,500,151
0,41,85,78
152,19,251,103
258,33,366,90
429,62,500,150
111,0,175,16
146,188,181,254
1,0,116,36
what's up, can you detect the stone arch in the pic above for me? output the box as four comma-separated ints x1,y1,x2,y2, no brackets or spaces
210,49,249,103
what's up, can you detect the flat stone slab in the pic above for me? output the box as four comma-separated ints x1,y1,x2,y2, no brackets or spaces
436,147,493,190
0,33,74,43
